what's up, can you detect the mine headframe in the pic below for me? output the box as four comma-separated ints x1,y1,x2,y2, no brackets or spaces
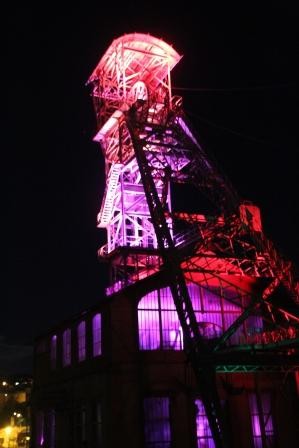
88,33,299,448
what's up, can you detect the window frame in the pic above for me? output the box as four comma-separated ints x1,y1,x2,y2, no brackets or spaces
50,335,57,370
248,391,275,448
62,328,71,367
92,313,102,357
143,396,172,448
77,320,86,362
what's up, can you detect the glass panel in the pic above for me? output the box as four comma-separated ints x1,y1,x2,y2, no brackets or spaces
222,288,242,310
36,411,44,447
188,283,201,311
249,392,275,448
160,287,176,310
93,402,103,446
202,288,222,311
161,310,183,350
138,283,264,350
49,410,55,448
138,309,160,349
144,397,171,448
50,335,57,369
77,321,86,362
62,329,71,366
93,314,102,357
195,399,215,448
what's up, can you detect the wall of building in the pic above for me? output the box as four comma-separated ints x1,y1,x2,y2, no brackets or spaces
32,278,299,447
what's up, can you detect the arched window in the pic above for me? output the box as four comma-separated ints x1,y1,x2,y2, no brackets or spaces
36,411,44,447
138,287,183,350
62,329,71,366
137,284,262,350
144,397,171,448
77,321,86,362
92,314,102,357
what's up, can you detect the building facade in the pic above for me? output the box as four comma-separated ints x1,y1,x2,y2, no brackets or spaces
32,277,299,447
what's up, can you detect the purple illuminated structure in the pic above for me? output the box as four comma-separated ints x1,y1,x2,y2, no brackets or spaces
87,33,299,448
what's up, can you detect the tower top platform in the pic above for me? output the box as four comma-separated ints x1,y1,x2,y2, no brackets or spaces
88,33,182,92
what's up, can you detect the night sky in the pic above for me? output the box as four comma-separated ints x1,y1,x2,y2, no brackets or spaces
2,3,298,374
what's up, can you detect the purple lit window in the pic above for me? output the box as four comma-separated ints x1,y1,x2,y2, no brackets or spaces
62,328,71,367
249,392,274,448
50,335,57,369
92,314,102,357
77,321,86,362
36,411,44,447
195,399,215,448
138,288,183,350
144,397,171,448
138,284,263,351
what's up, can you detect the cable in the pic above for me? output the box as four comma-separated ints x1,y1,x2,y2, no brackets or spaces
173,83,295,93
185,109,279,147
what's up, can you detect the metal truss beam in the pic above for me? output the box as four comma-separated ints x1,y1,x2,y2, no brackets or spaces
127,119,229,448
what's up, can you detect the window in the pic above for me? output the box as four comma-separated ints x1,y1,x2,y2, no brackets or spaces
93,314,102,357
62,328,71,366
138,284,263,351
138,288,183,350
36,411,44,448
195,399,215,448
249,392,275,448
77,321,86,362
92,402,103,447
50,335,57,369
144,397,171,448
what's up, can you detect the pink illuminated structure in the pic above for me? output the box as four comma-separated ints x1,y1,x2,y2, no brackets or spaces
88,34,299,447
89,34,181,265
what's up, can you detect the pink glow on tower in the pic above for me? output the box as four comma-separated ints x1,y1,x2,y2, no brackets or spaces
88,34,181,266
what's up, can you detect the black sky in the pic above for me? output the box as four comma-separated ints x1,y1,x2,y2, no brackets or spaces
2,3,298,374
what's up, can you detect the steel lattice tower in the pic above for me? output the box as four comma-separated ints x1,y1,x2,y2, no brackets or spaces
88,33,299,447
